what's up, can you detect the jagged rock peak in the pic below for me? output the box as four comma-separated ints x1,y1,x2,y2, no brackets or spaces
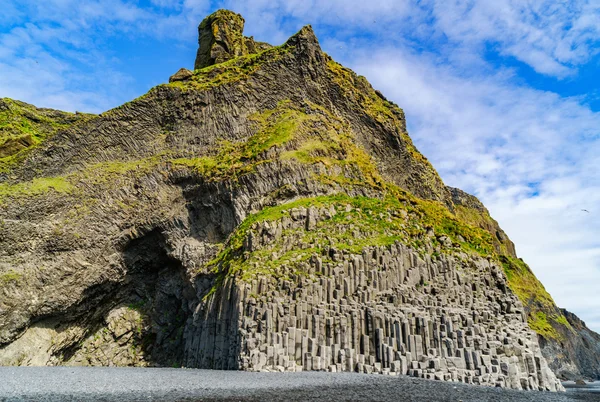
285,25,322,55
194,9,272,70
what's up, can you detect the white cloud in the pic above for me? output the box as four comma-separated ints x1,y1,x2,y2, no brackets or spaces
227,0,600,77
0,0,194,112
428,0,600,77
151,0,184,8
4,0,599,112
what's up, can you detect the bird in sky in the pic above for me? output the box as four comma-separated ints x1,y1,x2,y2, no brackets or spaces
582,209,590,213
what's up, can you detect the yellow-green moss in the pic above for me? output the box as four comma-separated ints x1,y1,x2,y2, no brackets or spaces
275,101,386,189
325,60,443,198
0,98,95,173
415,196,495,256
500,256,555,308
553,314,572,329
281,139,332,163
205,192,499,283
171,101,305,181
77,155,165,185
499,255,573,340
168,44,291,93
454,205,513,255
0,153,167,211
0,177,74,203
0,51,565,348
528,311,560,340
0,270,22,285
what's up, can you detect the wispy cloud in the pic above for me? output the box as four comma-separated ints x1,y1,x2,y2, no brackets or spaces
0,0,211,112
428,0,600,77
220,1,600,78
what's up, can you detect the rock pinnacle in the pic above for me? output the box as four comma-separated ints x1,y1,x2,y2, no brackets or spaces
194,9,247,70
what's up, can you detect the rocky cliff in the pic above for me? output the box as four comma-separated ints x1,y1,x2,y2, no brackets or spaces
0,9,597,390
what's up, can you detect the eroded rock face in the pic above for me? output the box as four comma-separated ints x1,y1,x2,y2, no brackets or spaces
195,10,247,70
540,309,600,380
0,9,592,391
193,9,273,70
186,206,563,391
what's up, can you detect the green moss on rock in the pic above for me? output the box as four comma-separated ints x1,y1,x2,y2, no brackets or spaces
0,176,74,203
0,98,95,173
0,270,22,285
205,192,499,284
500,255,572,341
172,44,290,93
195,9,248,69
172,101,305,180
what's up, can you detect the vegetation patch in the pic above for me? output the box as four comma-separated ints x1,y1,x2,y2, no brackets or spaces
281,139,335,163
0,48,564,347
500,256,555,308
205,192,498,284
325,60,428,166
77,155,165,185
0,270,22,285
0,176,74,203
0,98,95,173
167,43,291,93
528,311,560,340
171,101,306,181
454,205,513,256
500,255,573,340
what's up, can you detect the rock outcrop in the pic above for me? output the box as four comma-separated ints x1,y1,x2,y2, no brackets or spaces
538,308,600,380
194,9,271,70
0,98,94,173
169,68,193,83
186,204,561,390
0,9,597,392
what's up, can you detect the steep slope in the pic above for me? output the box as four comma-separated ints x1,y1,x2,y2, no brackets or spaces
0,98,95,174
0,9,593,390
501,254,600,379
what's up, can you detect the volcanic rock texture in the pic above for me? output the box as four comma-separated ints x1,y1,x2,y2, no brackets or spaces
1,9,598,391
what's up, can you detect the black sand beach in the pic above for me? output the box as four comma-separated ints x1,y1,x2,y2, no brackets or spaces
0,368,598,402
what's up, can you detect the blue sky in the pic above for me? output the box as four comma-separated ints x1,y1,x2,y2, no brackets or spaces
2,0,600,332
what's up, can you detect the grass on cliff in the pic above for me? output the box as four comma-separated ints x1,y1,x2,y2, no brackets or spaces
0,177,74,204
326,60,429,166
171,101,302,180
0,98,94,173
454,205,514,256
500,255,572,340
0,47,565,346
202,190,563,347
0,270,22,285
167,42,290,93
278,101,386,189
0,100,305,203
500,256,556,309
77,155,166,185
205,192,497,284
325,60,446,201
169,99,383,187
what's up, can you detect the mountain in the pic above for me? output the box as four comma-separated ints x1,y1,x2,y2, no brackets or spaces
0,9,597,390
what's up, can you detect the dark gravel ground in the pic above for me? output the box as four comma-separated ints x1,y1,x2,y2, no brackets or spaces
0,368,598,402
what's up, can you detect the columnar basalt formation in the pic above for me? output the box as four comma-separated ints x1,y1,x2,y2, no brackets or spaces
0,9,597,391
184,205,561,391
